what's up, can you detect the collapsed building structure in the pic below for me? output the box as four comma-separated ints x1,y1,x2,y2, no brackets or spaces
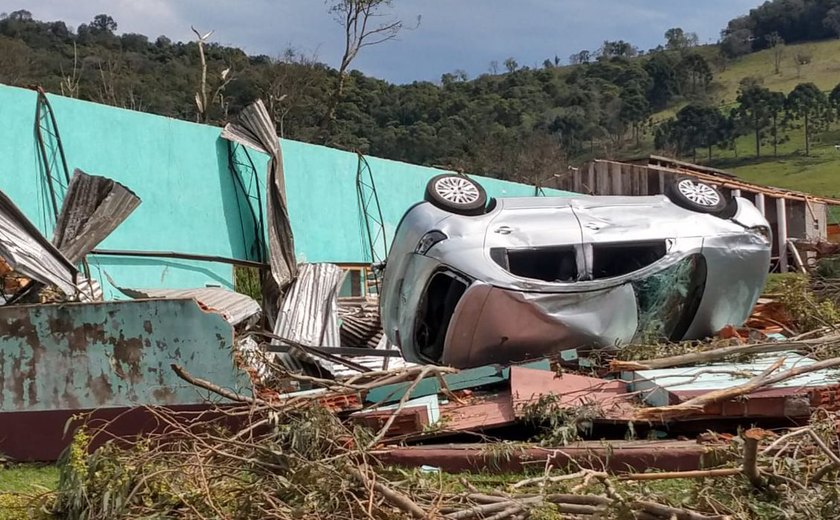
1,82,840,466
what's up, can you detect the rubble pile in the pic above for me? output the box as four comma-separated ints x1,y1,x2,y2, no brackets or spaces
4,99,840,519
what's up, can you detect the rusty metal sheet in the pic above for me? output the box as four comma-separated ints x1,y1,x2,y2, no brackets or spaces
0,188,77,296
52,169,141,264
0,298,247,412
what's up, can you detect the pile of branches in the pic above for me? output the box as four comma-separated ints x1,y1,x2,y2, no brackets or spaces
45,364,735,520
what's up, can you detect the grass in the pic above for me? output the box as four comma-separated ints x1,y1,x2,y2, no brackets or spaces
715,38,840,105
638,38,840,210
0,465,58,520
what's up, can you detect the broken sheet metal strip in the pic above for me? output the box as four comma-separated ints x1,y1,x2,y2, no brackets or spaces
272,263,345,373
115,286,261,326
220,100,297,311
0,189,78,296
52,169,142,265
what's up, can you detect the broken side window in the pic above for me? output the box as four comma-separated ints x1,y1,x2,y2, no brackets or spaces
592,241,667,279
632,254,707,343
492,246,577,282
414,271,468,362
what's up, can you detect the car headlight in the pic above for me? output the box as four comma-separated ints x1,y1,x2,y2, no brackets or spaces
747,226,772,243
415,231,447,254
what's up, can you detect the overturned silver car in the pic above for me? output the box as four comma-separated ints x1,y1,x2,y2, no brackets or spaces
380,174,771,368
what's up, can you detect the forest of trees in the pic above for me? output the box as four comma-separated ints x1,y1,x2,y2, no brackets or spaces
0,0,838,185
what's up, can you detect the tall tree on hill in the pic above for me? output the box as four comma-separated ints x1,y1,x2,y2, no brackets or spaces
720,16,754,58
825,6,840,37
644,52,679,110
619,84,650,147
664,27,698,53
766,32,785,74
656,104,725,163
736,81,774,158
599,40,637,59
767,90,787,157
786,82,830,156
319,0,414,144
829,82,840,122
676,53,712,99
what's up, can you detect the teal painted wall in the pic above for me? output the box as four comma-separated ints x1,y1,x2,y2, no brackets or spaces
0,84,571,297
0,299,246,412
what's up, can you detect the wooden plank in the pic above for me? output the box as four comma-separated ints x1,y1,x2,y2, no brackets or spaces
777,198,788,273
573,168,582,193
587,162,595,195
610,162,623,195
597,162,609,195
658,171,666,194
787,240,807,274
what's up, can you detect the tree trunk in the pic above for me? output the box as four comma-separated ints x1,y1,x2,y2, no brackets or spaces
773,115,778,157
708,143,712,164
754,114,761,158
804,113,810,156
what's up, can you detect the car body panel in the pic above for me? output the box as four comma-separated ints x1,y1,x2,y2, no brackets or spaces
381,192,772,368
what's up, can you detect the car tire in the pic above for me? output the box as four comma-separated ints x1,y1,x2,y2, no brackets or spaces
424,174,488,216
665,177,728,214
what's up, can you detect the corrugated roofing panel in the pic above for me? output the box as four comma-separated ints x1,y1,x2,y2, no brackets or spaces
118,286,261,326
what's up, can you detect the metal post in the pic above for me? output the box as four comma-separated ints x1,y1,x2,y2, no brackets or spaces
776,198,788,273
755,193,765,216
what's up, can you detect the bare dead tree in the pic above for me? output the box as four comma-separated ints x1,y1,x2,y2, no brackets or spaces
319,0,417,143
95,52,120,106
264,48,322,138
191,26,234,123
60,42,82,98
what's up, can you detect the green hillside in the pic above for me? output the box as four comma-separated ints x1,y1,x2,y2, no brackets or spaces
648,39,840,203
717,39,840,104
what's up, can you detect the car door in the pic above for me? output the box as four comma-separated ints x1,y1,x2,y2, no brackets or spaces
483,198,585,284
570,197,689,280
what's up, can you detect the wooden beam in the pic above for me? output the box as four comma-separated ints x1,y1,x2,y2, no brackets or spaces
658,171,665,194
587,163,595,195
610,162,622,195
777,197,788,273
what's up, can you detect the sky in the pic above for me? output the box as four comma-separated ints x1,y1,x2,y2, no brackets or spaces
1,0,761,84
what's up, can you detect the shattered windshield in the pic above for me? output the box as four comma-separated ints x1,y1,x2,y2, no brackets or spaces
632,254,707,343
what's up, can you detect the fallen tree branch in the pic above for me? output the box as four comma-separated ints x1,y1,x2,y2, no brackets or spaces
171,364,266,406
366,366,441,448
618,468,743,481
807,430,840,467
634,501,733,520
611,335,840,372
635,356,840,421
348,467,427,519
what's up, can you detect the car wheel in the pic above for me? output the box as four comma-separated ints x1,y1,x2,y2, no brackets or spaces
424,174,488,216
665,177,727,214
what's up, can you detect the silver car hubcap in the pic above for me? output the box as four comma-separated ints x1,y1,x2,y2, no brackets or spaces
435,177,480,205
677,179,720,207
